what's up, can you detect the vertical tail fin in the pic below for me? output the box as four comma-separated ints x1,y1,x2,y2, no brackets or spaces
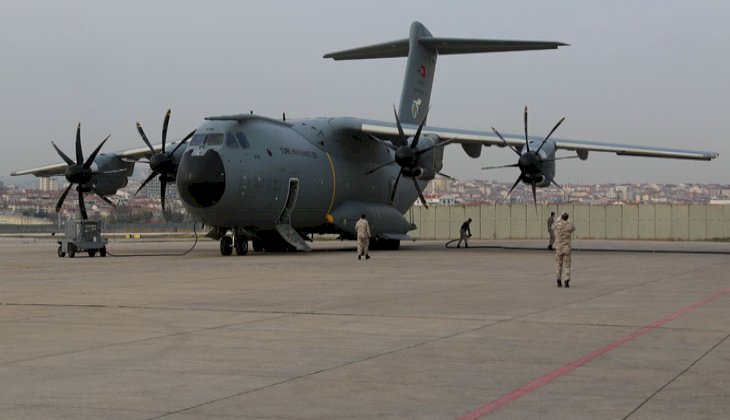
324,22,567,123
397,22,437,125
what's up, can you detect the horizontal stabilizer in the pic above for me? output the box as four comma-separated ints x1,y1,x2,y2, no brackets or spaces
324,37,567,60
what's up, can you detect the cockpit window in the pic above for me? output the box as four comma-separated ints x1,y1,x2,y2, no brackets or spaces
235,132,250,148
204,133,223,146
225,133,239,149
190,134,205,146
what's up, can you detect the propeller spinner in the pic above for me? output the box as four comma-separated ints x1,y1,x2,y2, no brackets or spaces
51,123,112,219
134,109,196,211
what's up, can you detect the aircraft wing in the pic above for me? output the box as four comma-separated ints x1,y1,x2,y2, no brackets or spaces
10,143,175,177
357,119,719,161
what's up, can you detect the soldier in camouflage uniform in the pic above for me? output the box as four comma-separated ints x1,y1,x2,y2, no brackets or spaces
355,214,371,260
553,212,576,288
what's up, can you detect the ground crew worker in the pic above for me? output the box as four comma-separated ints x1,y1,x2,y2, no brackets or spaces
456,218,472,248
547,211,556,250
553,211,575,288
355,214,371,260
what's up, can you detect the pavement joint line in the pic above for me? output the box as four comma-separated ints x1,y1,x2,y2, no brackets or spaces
623,332,730,420
146,318,505,420
0,313,293,369
1,301,494,322
457,285,730,420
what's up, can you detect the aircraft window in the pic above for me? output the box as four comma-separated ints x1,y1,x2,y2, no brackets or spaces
235,132,250,148
205,133,224,146
225,133,239,149
190,134,205,146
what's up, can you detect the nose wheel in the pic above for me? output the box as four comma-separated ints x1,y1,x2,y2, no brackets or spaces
219,235,249,256
234,236,248,255
219,236,233,256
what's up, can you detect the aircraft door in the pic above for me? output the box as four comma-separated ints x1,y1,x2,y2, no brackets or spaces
277,178,300,225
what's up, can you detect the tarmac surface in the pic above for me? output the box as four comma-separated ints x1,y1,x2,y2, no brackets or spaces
1,236,729,419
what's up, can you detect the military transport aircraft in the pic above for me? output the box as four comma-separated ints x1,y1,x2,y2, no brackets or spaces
11,22,719,256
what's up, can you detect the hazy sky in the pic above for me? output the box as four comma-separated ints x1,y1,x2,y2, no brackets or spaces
1,0,727,185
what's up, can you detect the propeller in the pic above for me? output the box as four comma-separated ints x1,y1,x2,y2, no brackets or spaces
51,123,112,219
134,109,196,211
365,107,452,208
483,107,567,206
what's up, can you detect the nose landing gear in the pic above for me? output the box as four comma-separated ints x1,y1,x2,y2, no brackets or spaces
218,230,249,256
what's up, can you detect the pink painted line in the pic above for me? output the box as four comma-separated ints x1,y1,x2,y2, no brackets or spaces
458,286,730,420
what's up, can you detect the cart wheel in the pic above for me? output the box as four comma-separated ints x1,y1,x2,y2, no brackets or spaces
68,244,76,258
57,245,65,258
88,249,96,257
100,246,107,257
220,236,233,256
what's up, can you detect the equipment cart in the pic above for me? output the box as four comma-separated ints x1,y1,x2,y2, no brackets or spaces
57,220,108,258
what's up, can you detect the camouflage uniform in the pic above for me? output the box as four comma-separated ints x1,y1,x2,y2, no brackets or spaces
553,218,575,285
355,217,371,259
547,214,556,249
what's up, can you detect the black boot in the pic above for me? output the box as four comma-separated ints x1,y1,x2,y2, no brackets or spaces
565,280,570,288
557,279,562,288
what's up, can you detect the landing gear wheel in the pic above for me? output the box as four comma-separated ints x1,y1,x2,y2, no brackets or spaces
57,245,65,258
100,246,107,257
88,249,96,257
234,236,249,255
220,236,233,256
67,244,76,258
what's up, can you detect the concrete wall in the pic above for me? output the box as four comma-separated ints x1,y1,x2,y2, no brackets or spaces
407,204,730,241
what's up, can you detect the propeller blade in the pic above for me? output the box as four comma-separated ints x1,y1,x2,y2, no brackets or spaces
161,109,171,153
410,110,429,149
83,135,110,168
389,168,403,206
55,183,74,212
393,106,406,147
135,171,159,195
168,129,196,156
77,187,88,220
491,127,521,156
160,178,167,211
530,181,540,214
481,163,520,170
412,178,428,208
51,141,75,166
415,138,454,157
136,122,155,154
75,123,83,165
365,159,396,175
523,106,530,152
436,171,455,180
507,173,525,196
536,117,565,154
95,192,116,207
367,134,398,151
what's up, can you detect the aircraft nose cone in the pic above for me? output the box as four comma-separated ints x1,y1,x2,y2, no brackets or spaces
177,150,226,208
